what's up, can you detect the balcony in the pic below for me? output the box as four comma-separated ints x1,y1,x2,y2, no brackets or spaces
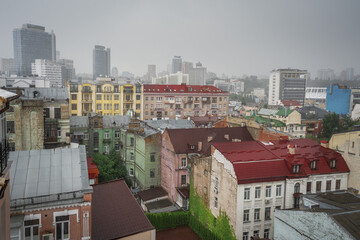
103,138,112,143
0,139,9,174
82,99,92,103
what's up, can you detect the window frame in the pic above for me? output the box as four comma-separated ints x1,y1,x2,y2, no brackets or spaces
265,186,271,198
55,215,70,240
276,184,282,197
255,186,261,199
244,188,250,200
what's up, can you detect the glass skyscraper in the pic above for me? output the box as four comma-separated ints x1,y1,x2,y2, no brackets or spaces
93,45,111,79
13,24,56,76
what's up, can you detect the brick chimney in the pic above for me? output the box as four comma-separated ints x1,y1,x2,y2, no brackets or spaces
288,144,296,155
224,134,229,140
198,141,202,151
320,140,329,148
208,136,213,142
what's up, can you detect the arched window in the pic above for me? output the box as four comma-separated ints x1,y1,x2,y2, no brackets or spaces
294,183,300,193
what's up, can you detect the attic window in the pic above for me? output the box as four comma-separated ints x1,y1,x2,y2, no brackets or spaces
292,165,300,174
329,159,336,169
310,161,317,170
190,145,195,149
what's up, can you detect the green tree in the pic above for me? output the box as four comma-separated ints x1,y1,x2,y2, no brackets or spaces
92,149,131,186
322,113,342,139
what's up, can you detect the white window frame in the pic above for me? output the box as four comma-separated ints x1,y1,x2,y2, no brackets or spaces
244,188,250,200
104,132,109,139
129,168,134,176
55,215,70,240
266,186,271,198
254,208,260,221
181,157,187,168
255,186,261,199
276,184,282,197
243,209,250,222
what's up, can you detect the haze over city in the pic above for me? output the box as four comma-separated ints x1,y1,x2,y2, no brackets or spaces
1,0,359,77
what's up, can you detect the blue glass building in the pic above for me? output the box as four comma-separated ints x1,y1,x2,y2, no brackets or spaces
325,85,351,115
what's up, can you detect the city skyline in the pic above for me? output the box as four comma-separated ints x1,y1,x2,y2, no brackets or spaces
1,0,360,77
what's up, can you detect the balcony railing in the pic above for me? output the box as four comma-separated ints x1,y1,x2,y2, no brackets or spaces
0,139,9,174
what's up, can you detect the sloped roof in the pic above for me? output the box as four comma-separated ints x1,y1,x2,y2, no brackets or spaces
166,127,253,156
9,146,92,202
103,115,130,127
22,87,69,100
297,106,329,120
213,139,350,184
143,84,228,94
276,108,294,117
70,116,88,128
137,187,168,202
280,100,302,106
92,179,154,240
190,116,223,127
258,108,278,116
145,119,195,132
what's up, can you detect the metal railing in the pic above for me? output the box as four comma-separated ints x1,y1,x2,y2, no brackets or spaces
0,139,9,174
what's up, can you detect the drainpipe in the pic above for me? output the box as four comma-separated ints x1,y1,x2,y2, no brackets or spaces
283,179,287,209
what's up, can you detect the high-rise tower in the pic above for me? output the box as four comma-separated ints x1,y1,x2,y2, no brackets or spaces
93,45,111,79
13,24,56,76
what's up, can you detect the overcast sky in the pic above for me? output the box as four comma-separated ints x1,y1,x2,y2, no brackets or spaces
1,0,359,77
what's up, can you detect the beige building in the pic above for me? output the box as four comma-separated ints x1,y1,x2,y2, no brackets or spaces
68,81,143,119
143,84,229,120
6,88,70,151
329,130,360,192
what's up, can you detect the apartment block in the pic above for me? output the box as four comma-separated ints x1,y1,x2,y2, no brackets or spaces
143,84,229,120
68,82,143,119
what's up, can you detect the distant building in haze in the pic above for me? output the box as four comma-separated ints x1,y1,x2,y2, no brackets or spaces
13,24,56,76
172,56,182,73
93,45,110,79
111,67,118,78
57,58,76,83
189,62,206,85
31,59,62,87
0,58,15,77
317,68,335,81
268,68,307,106
147,64,156,82
182,61,193,74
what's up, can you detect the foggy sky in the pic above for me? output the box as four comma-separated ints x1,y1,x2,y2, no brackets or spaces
1,0,359,77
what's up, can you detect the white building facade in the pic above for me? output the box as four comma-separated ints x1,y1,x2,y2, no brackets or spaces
31,59,62,88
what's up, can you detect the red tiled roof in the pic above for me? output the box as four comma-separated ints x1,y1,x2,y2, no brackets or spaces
166,127,254,156
87,157,99,170
92,179,154,240
143,84,228,94
280,100,302,106
213,139,350,184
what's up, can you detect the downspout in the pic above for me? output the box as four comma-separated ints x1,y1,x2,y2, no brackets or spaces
283,179,287,209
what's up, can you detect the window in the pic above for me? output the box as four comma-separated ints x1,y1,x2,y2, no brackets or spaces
145,97,148,101
24,219,39,240
214,177,219,192
57,128,61,138
115,143,120,151
44,108,50,118
326,180,331,191
55,108,61,119
266,186,271,198
136,95,141,100
130,137,134,146
307,182,312,193
150,169,155,178
253,230,259,236
243,232,249,240
243,210,250,222
214,197,218,208
330,159,336,169
7,121,14,133
130,152,134,160
56,215,69,240
255,186,261,199
96,95,101,100
265,207,271,220
294,183,300,193
96,104,101,110
136,104,140,109
104,145,109,154
310,160,317,170
316,181,322,192
72,104,77,110
129,168,134,176
244,188,250,200
276,184,282,197
114,95,119,100
181,175,186,185
181,157,186,168
150,153,155,162
336,179,341,190
264,229,270,239
115,131,120,138
254,208,260,221
71,94,77,100
292,165,300,173
104,132,109,139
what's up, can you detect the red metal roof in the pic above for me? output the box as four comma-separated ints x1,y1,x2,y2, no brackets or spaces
213,139,350,184
143,84,228,94
92,179,154,240
280,100,302,106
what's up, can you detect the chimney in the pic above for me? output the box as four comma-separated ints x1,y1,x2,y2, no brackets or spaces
288,144,296,155
320,140,328,148
198,141,202,151
224,134,229,140
240,122,246,127
207,136,213,142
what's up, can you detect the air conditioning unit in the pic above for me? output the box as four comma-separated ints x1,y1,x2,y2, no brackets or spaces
43,234,53,240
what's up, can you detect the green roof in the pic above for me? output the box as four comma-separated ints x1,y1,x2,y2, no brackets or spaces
245,115,286,127
276,108,294,117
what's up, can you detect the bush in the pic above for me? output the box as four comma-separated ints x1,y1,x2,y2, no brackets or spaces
146,212,189,231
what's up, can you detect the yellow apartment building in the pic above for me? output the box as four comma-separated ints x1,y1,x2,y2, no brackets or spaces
68,82,143,119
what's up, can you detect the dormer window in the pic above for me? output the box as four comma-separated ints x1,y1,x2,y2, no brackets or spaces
292,165,300,174
190,145,195,149
310,161,317,170
330,159,336,169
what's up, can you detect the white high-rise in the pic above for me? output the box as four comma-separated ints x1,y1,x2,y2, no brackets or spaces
31,59,62,88
268,69,307,106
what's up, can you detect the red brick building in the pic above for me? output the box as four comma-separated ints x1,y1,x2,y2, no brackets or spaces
9,146,92,240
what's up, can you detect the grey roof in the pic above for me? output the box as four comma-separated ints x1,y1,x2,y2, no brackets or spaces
22,87,69,100
297,106,329,120
0,88,18,99
258,108,278,116
70,116,89,128
9,146,92,209
145,119,195,133
103,115,130,127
